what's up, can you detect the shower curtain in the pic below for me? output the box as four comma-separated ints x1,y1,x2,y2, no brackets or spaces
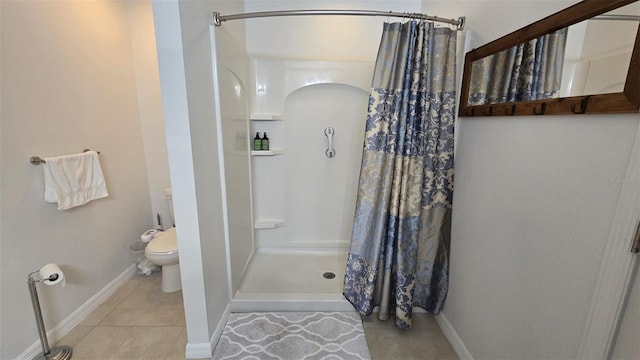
343,21,457,329
468,28,568,105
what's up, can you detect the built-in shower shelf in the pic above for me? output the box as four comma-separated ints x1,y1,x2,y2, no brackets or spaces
250,113,282,121
251,148,284,156
254,219,285,229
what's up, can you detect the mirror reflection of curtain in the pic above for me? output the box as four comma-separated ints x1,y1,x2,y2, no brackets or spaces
469,28,568,105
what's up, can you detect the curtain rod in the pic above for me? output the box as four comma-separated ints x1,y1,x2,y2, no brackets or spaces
593,14,640,21
212,10,465,30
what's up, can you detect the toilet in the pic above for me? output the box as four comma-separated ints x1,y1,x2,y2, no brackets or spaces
145,227,181,292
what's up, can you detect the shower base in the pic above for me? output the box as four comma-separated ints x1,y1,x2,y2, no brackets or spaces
230,251,355,312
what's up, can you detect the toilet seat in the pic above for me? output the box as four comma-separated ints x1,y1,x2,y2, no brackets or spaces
144,227,181,292
146,227,177,256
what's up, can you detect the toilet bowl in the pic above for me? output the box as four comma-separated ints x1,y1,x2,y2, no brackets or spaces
145,227,181,292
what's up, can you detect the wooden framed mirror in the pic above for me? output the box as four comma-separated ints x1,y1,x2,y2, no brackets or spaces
459,0,640,117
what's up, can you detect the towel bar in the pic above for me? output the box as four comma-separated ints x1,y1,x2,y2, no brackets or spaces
30,149,101,165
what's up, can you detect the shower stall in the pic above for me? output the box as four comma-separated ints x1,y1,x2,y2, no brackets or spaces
213,24,374,311
209,8,464,313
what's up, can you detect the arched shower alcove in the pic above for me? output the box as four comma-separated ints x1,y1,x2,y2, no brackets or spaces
228,58,373,311
284,83,367,248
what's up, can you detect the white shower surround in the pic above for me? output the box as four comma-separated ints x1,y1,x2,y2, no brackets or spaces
250,58,372,250
223,58,375,311
231,252,356,312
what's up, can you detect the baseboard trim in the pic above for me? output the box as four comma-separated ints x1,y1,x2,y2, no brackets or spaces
185,342,213,359
436,313,473,360
15,264,137,360
183,304,230,359
211,304,231,350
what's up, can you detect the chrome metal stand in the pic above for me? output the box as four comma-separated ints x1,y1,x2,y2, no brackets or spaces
28,271,72,360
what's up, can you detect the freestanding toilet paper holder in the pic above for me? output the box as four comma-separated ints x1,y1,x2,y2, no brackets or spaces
28,269,72,360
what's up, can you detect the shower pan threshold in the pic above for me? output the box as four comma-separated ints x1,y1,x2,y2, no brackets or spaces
231,292,355,312
231,251,355,312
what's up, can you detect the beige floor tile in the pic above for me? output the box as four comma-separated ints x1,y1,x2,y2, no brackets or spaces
100,275,185,327
54,325,94,348
132,272,163,292
365,326,458,360
99,302,185,327
163,327,187,360
363,313,457,360
80,274,152,326
362,312,439,331
71,326,184,360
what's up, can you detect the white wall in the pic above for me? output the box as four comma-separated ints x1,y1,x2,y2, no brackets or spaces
423,1,640,359
562,16,637,97
244,0,422,60
152,0,246,356
420,1,579,49
0,1,154,358
126,1,172,230
449,114,637,359
577,19,637,95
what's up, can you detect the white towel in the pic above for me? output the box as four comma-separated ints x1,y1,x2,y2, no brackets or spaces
43,151,108,210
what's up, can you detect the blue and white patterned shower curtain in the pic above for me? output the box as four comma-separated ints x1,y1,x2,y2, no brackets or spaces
343,21,457,329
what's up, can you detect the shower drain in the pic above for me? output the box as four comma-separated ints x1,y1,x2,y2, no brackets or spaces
323,272,336,279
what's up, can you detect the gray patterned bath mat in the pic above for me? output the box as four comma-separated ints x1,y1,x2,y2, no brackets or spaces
212,312,371,360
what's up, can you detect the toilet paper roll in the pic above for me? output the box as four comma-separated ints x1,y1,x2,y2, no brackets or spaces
39,263,65,287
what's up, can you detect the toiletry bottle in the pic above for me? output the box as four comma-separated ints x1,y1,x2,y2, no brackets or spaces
253,132,262,151
261,132,270,151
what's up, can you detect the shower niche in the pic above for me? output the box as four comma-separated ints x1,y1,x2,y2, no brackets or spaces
248,57,373,252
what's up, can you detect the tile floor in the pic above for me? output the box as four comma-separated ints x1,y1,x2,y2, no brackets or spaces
57,272,458,360
56,272,186,360
362,314,458,360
